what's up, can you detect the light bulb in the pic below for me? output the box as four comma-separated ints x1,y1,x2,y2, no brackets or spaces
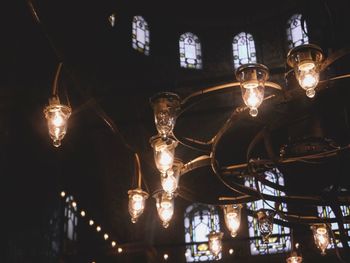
128,189,149,223
150,92,180,139
286,251,303,263
223,204,242,237
89,220,94,226
111,241,116,247
71,201,77,208
163,254,169,260
104,233,109,240
118,247,123,253
96,226,101,232
287,44,324,98
44,101,72,147
150,136,177,174
286,256,303,263
208,231,223,257
311,224,330,255
60,191,66,197
161,170,178,194
80,210,86,217
257,209,275,243
159,150,173,169
156,192,174,228
236,64,269,117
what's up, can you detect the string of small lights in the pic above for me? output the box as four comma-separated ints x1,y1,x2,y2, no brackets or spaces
59,191,124,257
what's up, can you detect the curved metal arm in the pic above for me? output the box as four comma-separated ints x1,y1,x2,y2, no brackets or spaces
181,81,282,105
52,62,63,97
134,153,142,189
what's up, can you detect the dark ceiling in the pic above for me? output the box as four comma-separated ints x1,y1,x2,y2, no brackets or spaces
2,0,350,262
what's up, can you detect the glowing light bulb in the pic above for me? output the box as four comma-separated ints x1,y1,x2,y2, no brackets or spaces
118,247,123,253
229,248,234,255
52,112,64,126
163,254,169,260
80,210,86,217
96,226,101,232
60,191,66,197
287,44,324,99
257,209,275,243
208,231,223,257
159,150,173,169
223,204,242,237
236,64,269,118
104,233,109,240
44,101,71,148
89,220,94,226
161,170,178,194
111,241,116,247
128,189,149,223
286,256,303,263
311,224,330,255
156,192,174,228
150,136,177,174
71,201,77,208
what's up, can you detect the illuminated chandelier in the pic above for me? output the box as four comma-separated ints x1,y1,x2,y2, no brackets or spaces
133,43,350,259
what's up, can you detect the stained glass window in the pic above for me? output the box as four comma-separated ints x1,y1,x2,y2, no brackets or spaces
286,14,309,49
132,16,150,55
64,196,78,241
244,168,291,255
184,204,221,262
232,32,257,69
179,32,202,69
317,205,350,248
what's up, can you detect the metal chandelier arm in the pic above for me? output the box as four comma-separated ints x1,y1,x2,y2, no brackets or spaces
52,62,63,97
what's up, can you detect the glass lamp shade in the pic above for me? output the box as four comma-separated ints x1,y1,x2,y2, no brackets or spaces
155,191,174,228
160,159,183,195
222,204,242,237
43,100,72,147
256,209,275,243
150,136,178,174
128,188,149,223
150,92,181,139
208,231,224,257
235,63,269,117
287,44,324,98
310,224,330,255
286,254,303,263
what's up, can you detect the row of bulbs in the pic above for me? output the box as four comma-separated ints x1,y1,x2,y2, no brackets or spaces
42,44,325,149
59,191,124,254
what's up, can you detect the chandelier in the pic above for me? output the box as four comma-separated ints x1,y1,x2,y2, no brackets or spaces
127,43,350,260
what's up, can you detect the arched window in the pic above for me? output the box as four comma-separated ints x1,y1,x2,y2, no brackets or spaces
132,16,150,55
244,168,291,255
318,204,350,248
64,196,78,241
184,204,221,262
286,14,309,49
232,32,257,69
179,32,202,69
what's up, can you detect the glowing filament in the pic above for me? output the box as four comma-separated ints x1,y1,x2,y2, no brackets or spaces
128,189,149,223
311,224,330,255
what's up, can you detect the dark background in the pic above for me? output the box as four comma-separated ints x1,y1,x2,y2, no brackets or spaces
1,0,350,262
